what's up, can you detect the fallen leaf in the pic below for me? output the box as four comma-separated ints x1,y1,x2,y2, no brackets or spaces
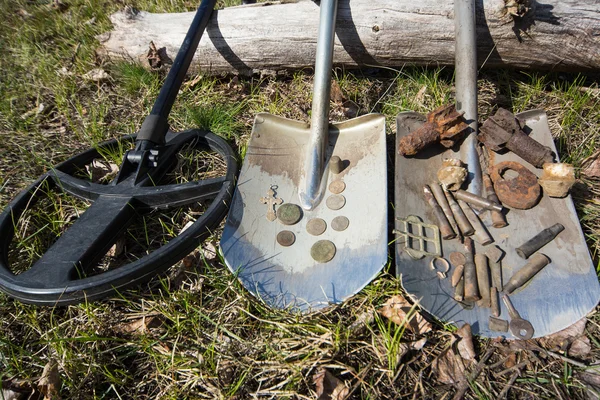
582,151,600,179
83,68,110,82
348,309,375,335
379,295,432,335
578,371,600,400
539,318,587,354
1,389,22,400
330,81,344,104
432,346,465,385
106,237,125,258
456,323,476,361
504,352,517,369
313,368,349,400
38,361,60,400
415,85,427,105
147,41,172,69
116,316,163,334
568,336,592,359
85,159,118,182
201,242,217,261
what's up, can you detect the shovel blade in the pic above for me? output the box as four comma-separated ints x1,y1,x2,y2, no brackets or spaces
221,113,388,312
394,110,600,338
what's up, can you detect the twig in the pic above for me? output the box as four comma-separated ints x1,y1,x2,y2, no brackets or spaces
452,347,495,400
497,368,521,400
540,348,588,369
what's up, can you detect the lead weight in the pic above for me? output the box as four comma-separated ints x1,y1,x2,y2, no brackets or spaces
475,254,491,308
504,253,551,294
491,287,500,317
329,155,344,174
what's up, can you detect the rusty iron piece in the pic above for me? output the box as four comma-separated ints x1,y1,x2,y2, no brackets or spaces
437,158,467,191
455,189,503,212
260,187,283,222
430,257,450,279
490,161,541,210
276,203,303,226
485,245,504,264
539,163,576,198
329,155,344,174
449,252,467,267
444,189,475,236
423,185,455,240
478,108,554,168
398,104,468,156
328,180,346,194
451,264,464,287
490,259,502,291
326,194,346,210
331,216,349,232
491,287,500,318
306,218,327,236
516,223,564,260
475,254,491,308
310,240,336,263
504,253,551,294
276,231,296,247
463,237,481,302
489,316,509,332
394,215,441,260
483,173,508,228
454,277,465,302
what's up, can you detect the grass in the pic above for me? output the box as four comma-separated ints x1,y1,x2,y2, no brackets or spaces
0,0,600,399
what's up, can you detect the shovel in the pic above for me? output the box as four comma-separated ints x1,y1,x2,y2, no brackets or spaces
394,0,599,337
221,0,388,312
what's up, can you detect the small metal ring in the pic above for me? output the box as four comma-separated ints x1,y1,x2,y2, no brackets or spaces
430,257,450,276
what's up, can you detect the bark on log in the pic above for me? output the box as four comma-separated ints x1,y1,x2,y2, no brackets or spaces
98,0,600,75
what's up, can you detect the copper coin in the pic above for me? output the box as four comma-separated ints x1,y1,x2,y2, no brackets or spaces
326,194,346,210
306,218,327,236
449,252,466,266
276,230,296,247
277,203,303,225
331,216,349,231
311,240,336,263
328,180,346,194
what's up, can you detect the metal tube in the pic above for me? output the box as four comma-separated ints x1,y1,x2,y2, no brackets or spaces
475,254,491,308
454,0,481,196
454,189,503,212
455,277,465,302
490,287,500,317
458,200,493,245
504,253,551,294
483,173,508,228
299,0,338,210
444,189,475,236
463,237,480,302
516,223,565,259
490,259,502,291
431,184,461,241
424,185,455,240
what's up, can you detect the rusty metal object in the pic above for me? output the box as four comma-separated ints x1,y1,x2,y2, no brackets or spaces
451,264,464,287
490,259,503,291
449,252,466,267
329,155,344,174
491,287,500,317
485,245,504,264
463,238,481,302
475,254,491,308
483,173,507,228
516,223,564,260
455,277,465,302
503,294,534,340
490,161,541,210
431,184,461,241
437,158,467,191
478,108,554,168
458,200,494,245
423,185,456,240
539,163,576,198
398,104,469,156
430,257,450,279
504,253,551,294
489,316,509,332
454,189,502,212
444,189,475,236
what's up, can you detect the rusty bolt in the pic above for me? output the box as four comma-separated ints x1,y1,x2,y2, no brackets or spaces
490,161,541,210
398,104,469,156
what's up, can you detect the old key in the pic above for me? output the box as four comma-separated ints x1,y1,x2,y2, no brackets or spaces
502,294,534,340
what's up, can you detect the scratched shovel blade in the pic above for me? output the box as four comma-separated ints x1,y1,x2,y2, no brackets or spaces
394,110,600,338
221,113,388,312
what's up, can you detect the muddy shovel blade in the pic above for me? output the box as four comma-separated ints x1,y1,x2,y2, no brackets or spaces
394,110,600,338
221,113,387,312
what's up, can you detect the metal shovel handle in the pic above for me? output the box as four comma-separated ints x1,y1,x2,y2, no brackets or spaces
299,0,338,210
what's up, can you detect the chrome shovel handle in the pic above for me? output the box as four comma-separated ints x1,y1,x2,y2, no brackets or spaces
299,0,338,210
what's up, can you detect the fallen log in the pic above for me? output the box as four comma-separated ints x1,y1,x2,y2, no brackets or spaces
98,0,600,75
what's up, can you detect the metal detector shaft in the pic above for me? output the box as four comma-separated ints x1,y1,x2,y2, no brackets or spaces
137,0,218,146
454,0,481,194
299,0,338,210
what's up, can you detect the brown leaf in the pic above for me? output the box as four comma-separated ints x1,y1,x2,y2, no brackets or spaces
568,336,592,359
432,346,466,385
82,68,110,83
38,361,60,400
578,371,600,400
106,237,125,258
415,85,427,105
116,316,163,334
86,159,118,182
379,295,432,335
582,151,600,179
313,368,349,400
201,242,218,261
147,41,172,69
539,318,586,352
330,81,344,104
456,324,476,361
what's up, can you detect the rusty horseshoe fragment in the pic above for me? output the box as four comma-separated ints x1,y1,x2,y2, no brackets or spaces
490,161,541,210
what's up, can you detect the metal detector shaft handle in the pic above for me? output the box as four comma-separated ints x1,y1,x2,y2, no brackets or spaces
137,0,218,145
299,0,338,210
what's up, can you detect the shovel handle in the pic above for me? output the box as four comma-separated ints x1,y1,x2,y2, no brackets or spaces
300,0,338,210
137,0,218,145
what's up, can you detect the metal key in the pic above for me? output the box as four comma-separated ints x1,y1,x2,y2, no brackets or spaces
502,294,534,340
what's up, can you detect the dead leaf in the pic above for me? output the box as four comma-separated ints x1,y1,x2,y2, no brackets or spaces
582,151,600,179
504,352,517,369
415,85,427,105
147,41,172,69
106,237,125,258
85,159,118,182
579,371,600,400
313,368,349,400
568,336,592,359
456,324,476,361
539,318,588,354
1,389,22,400
348,309,375,335
83,68,110,82
379,295,432,335
330,81,344,104
432,346,465,385
38,361,60,400
116,316,163,334
201,242,217,261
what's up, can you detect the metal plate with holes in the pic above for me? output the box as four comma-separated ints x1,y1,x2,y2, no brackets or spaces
395,110,600,338
221,113,387,312
394,215,441,259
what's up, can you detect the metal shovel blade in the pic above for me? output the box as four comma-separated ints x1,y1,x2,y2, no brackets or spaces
221,112,387,312
394,109,600,338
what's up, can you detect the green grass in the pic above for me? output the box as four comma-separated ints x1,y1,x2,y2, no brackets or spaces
0,0,599,399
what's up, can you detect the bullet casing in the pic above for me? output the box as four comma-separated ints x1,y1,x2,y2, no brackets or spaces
454,276,465,301
475,254,491,308
444,189,475,236
516,223,565,259
463,238,481,302
451,264,464,287
491,287,500,317
459,200,494,245
424,185,456,240
431,184,461,240
483,173,508,228
455,189,503,212
504,253,551,294
490,259,502,291
489,316,509,332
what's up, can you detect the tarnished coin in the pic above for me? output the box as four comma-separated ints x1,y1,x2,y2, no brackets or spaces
449,251,466,266
276,230,296,247
311,240,336,263
331,216,349,231
326,194,346,210
277,203,303,225
328,180,346,194
306,218,327,236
